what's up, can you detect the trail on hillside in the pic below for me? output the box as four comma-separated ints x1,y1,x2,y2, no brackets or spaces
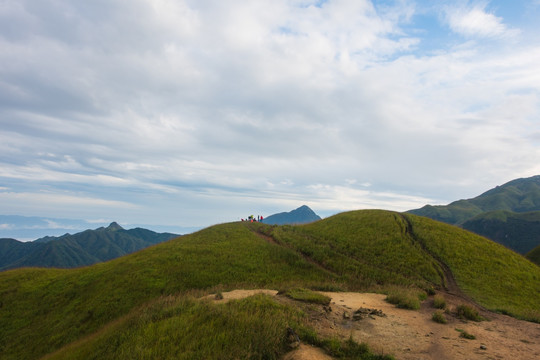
398,214,489,312
246,224,339,277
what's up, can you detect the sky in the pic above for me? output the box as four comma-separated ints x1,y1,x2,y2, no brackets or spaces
1,0,540,236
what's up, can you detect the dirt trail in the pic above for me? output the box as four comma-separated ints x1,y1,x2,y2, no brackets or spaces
207,289,540,360
248,225,338,276
397,214,491,313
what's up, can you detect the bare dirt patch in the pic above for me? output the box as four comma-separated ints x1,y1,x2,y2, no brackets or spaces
202,289,540,360
282,343,333,360
317,291,540,360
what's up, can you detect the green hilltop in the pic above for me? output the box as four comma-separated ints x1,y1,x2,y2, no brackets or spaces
0,210,539,359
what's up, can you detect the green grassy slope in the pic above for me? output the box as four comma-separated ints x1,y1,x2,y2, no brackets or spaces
1,210,539,359
526,244,540,266
43,294,306,360
265,210,443,289
0,224,331,360
405,214,540,319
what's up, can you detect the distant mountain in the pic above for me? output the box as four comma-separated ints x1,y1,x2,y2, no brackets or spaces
0,214,200,240
408,175,540,225
263,205,321,225
461,210,540,254
408,175,540,254
0,222,179,271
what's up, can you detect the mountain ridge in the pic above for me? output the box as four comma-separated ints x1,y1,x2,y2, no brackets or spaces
408,175,540,254
0,222,178,271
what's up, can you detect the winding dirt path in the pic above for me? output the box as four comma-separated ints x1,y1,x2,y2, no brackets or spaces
397,214,491,313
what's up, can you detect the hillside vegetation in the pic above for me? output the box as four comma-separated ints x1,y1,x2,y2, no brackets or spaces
1,210,538,359
461,210,540,254
408,175,540,254
409,175,540,225
526,244,540,266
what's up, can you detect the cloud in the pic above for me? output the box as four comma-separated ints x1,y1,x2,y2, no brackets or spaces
0,0,539,227
0,191,137,215
444,3,519,38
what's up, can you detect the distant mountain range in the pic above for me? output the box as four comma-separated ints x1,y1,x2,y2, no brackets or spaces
0,222,178,271
263,205,321,225
0,214,199,241
408,175,540,255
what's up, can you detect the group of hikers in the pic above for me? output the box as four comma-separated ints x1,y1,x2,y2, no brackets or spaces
241,215,264,223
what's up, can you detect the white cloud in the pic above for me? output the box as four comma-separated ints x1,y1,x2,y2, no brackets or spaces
0,191,137,211
0,0,539,227
444,3,519,38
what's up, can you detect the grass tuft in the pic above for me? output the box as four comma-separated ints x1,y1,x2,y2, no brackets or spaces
307,335,395,360
456,304,482,322
432,310,447,324
385,288,421,310
456,328,476,340
433,294,446,309
282,288,331,305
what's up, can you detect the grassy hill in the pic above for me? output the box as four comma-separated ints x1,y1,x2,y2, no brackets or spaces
1,210,538,359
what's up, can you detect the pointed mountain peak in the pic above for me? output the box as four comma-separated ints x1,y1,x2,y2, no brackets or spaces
264,205,321,225
106,222,124,231
294,205,314,213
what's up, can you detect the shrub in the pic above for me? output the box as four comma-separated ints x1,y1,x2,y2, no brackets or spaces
433,294,446,309
385,289,421,310
456,304,482,321
432,310,447,324
424,286,436,296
